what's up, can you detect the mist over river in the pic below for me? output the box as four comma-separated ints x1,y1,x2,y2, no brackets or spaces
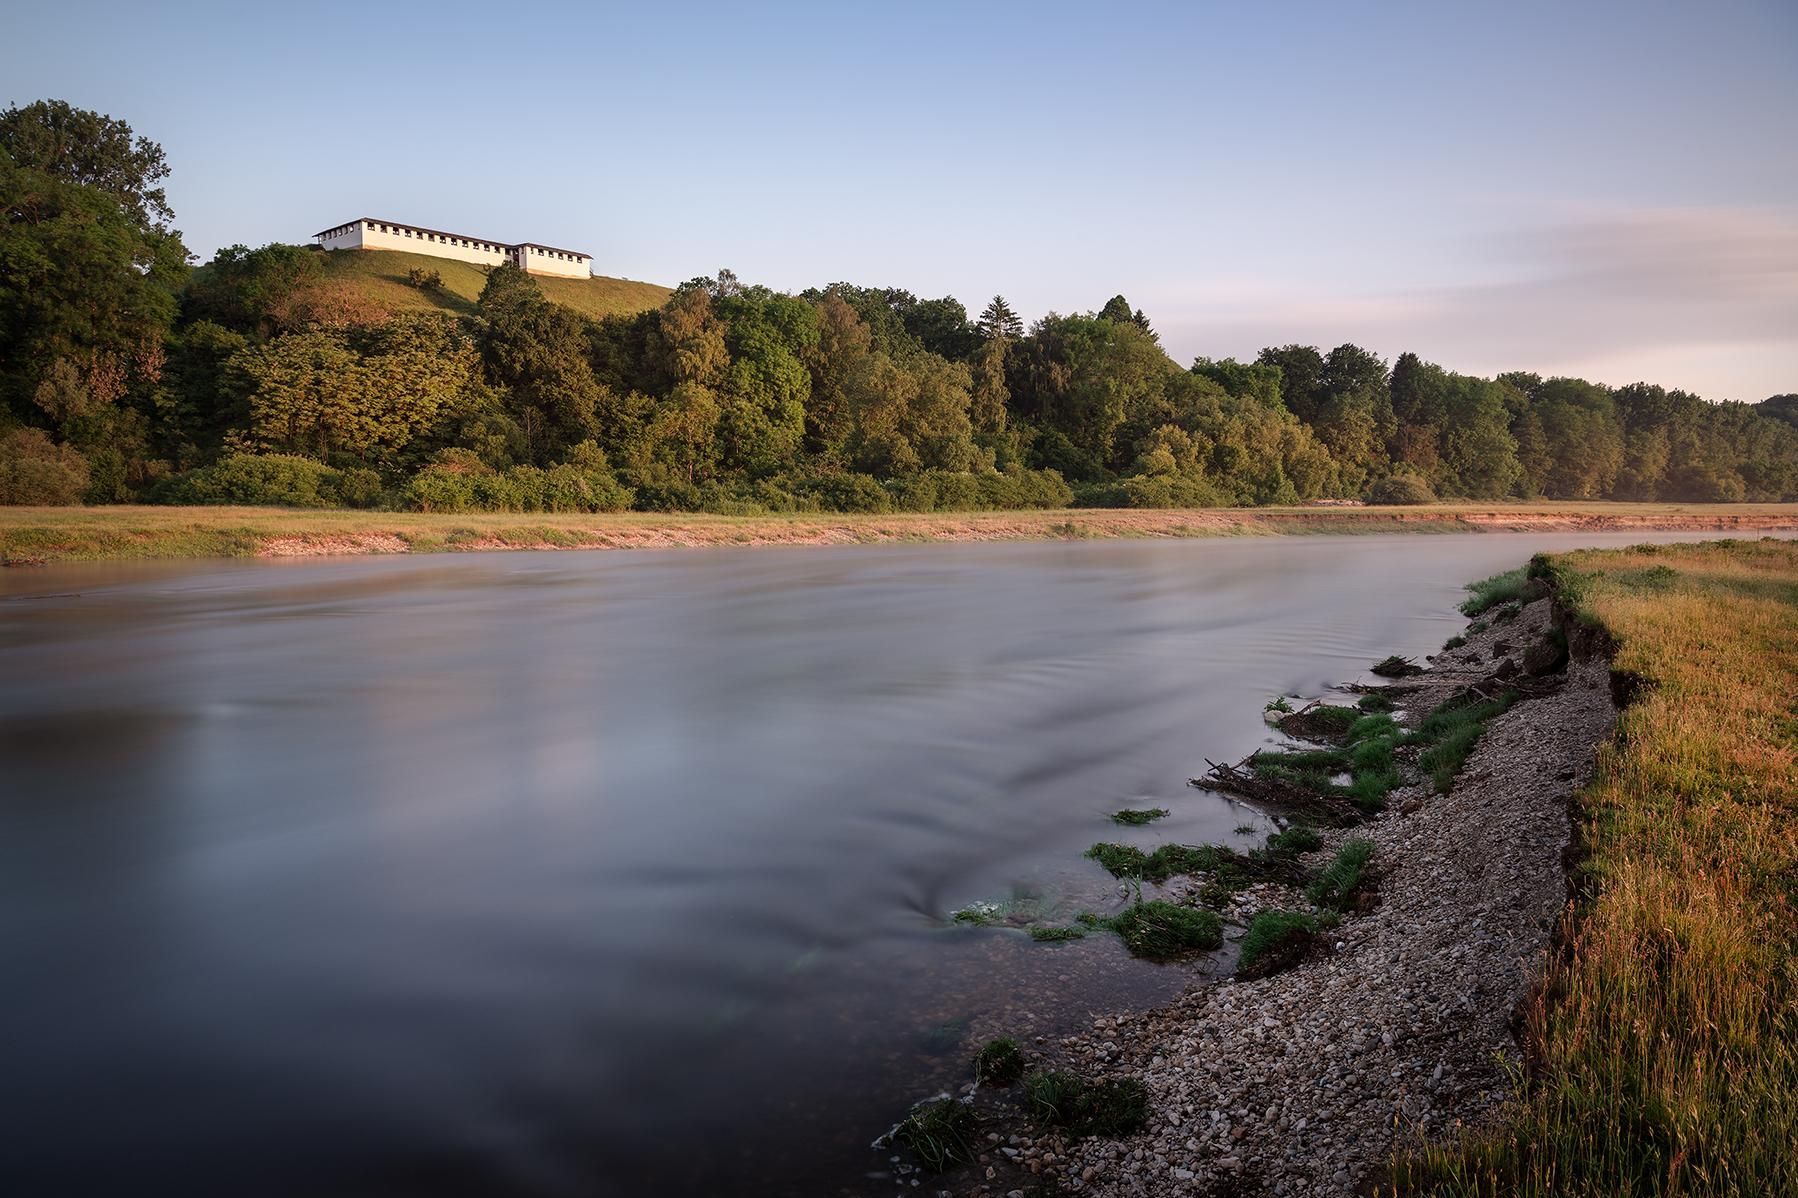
0,533,1726,1196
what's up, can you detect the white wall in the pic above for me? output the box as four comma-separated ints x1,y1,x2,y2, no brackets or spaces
313,221,592,277
517,244,593,279
360,221,510,268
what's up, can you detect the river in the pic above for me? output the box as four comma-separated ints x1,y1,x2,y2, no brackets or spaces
0,532,1730,1196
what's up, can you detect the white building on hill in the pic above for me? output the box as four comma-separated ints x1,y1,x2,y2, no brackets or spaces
313,218,593,279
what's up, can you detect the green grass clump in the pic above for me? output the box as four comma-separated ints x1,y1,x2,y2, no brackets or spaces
1413,695,1517,791
1085,841,1227,883
1264,824,1323,856
1307,839,1375,912
893,1096,980,1171
1443,634,1467,650
973,1038,1027,1085
1460,566,1529,616
1029,925,1086,942
1024,1071,1150,1137
1239,910,1321,976
1098,901,1223,959
1372,654,1425,677
1110,807,1170,826
1357,692,1397,713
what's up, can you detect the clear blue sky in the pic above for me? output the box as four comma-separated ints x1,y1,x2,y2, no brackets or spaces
7,0,1796,400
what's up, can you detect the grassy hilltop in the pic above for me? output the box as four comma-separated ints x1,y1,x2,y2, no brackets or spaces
285,247,670,322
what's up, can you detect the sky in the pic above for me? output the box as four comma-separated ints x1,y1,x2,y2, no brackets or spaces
6,0,1796,401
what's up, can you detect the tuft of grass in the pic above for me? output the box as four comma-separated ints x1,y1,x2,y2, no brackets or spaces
1372,654,1426,677
1264,695,1294,713
1085,841,1229,883
1097,900,1223,959
1394,539,1798,1197
1029,925,1086,942
1413,695,1517,791
1307,839,1375,912
1442,634,1467,651
1238,910,1321,976
1357,692,1397,713
1110,807,1170,826
1264,824,1324,856
1460,566,1529,616
1023,1071,1150,1137
893,1096,980,1172
973,1037,1027,1085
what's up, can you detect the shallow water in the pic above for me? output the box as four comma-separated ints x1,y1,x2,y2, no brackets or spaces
0,532,1731,1195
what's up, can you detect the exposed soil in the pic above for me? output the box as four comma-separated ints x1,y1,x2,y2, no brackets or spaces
243,507,1798,559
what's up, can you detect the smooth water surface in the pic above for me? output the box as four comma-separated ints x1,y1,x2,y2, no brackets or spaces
0,533,1726,1195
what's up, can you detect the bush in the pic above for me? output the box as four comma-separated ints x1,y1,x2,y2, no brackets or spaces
0,429,91,505
156,453,342,507
1074,472,1230,509
1366,474,1438,505
404,443,633,514
790,472,893,513
335,467,386,509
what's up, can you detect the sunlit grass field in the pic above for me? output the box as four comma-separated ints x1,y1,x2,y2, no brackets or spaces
1395,538,1798,1196
308,248,671,321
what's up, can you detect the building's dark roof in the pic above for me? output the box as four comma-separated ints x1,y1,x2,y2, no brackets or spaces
313,217,590,259
513,241,595,260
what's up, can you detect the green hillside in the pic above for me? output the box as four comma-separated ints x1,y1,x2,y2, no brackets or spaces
311,247,671,321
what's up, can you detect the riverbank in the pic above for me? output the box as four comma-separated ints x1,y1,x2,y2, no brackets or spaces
4,502,1798,565
921,538,1796,1198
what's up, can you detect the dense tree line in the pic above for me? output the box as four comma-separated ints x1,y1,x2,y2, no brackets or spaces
5,100,1797,511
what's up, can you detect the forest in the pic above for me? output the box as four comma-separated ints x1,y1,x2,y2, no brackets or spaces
6,99,1797,513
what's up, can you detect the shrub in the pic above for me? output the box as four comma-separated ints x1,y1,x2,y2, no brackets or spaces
335,467,386,509
791,472,893,513
156,452,341,507
973,1038,1027,1085
0,429,90,505
404,463,480,512
1366,474,1437,505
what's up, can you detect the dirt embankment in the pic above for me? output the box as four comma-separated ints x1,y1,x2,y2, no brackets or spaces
938,593,1618,1198
242,508,1798,559
4,504,1796,566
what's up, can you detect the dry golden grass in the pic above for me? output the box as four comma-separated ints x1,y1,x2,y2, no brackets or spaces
1392,538,1798,1196
314,248,672,321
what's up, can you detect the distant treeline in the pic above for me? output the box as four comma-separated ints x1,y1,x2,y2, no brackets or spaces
5,99,1797,512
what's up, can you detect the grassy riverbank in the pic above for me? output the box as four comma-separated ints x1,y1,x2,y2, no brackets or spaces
4,502,1797,566
1396,538,1798,1195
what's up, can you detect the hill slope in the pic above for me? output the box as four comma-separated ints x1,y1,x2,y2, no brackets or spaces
314,247,672,321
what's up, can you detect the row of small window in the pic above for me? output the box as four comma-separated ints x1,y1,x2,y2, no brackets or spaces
367,222,505,253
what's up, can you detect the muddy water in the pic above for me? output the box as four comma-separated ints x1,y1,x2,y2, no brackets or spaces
0,532,1728,1196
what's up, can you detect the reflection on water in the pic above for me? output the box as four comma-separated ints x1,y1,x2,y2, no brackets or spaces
0,533,1726,1195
